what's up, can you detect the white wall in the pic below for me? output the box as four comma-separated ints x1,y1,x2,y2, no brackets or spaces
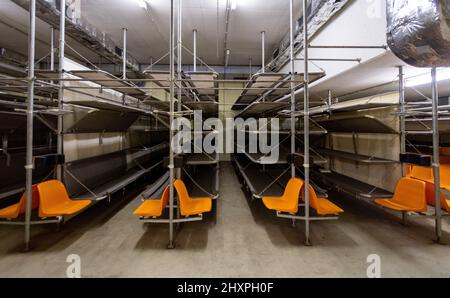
280,0,387,87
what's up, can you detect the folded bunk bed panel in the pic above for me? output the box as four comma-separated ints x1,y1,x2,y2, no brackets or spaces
183,165,219,198
0,151,55,200
64,151,128,198
69,70,146,98
312,170,393,199
233,154,290,198
64,110,139,133
184,72,218,102
138,172,170,201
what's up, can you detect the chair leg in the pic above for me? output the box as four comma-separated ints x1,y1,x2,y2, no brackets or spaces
401,211,408,226
292,219,296,228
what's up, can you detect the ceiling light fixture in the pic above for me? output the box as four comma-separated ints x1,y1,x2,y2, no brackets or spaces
231,0,237,10
134,0,150,10
406,68,450,87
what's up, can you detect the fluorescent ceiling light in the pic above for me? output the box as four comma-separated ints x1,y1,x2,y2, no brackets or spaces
134,0,150,10
231,0,237,10
406,68,450,87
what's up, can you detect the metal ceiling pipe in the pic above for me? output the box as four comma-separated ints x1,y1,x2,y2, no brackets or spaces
122,28,128,80
223,0,232,65
261,31,266,73
193,29,197,72
225,49,231,68
24,0,36,252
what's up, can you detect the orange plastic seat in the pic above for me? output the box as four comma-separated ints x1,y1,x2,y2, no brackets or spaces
424,182,450,213
409,164,450,190
262,178,304,214
302,185,344,216
0,186,39,220
134,186,170,217
375,177,427,212
37,180,91,218
409,165,433,182
173,179,212,217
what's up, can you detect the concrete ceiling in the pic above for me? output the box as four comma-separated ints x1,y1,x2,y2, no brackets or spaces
81,0,303,66
0,0,303,67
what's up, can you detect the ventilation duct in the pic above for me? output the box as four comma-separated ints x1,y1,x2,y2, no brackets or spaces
387,0,450,67
266,0,350,72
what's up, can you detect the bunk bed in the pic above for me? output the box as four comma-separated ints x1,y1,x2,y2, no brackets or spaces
232,72,325,111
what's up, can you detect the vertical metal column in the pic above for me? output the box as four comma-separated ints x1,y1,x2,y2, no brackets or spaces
57,0,65,181
398,66,405,158
122,28,128,80
168,0,176,249
177,0,182,113
303,0,311,246
398,66,408,224
24,0,36,251
193,29,197,72
50,27,55,71
431,67,442,243
261,31,266,73
249,58,253,79
289,0,295,179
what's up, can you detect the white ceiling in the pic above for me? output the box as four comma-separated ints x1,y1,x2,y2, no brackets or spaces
0,0,303,66
81,0,303,65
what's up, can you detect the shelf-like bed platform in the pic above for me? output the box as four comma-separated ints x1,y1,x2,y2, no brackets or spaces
312,170,393,199
232,72,325,111
317,148,397,164
318,115,398,134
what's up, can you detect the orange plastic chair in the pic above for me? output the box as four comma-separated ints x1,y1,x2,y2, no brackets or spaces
0,186,40,220
302,185,344,216
134,186,170,217
375,177,427,212
37,180,91,218
173,179,212,217
440,164,450,189
409,165,433,182
424,182,450,213
262,178,304,214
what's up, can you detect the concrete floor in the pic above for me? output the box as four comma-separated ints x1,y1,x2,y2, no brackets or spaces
0,162,449,278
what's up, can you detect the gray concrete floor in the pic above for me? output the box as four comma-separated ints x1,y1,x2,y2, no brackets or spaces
0,162,449,278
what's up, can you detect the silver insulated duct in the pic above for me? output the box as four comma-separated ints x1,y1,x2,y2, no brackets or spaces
387,0,450,67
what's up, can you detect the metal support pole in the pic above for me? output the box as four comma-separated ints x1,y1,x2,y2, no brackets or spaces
50,26,55,71
289,0,295,179
122,28,128,80
303,0,311,246
431,67,442,243
193,29,197,72
24,0,36,251
177,0,182,114
249,57,253,78
176,0,182,225
56,0,65,181
261,31,266,73
168,0,176,249
398,66,406,176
